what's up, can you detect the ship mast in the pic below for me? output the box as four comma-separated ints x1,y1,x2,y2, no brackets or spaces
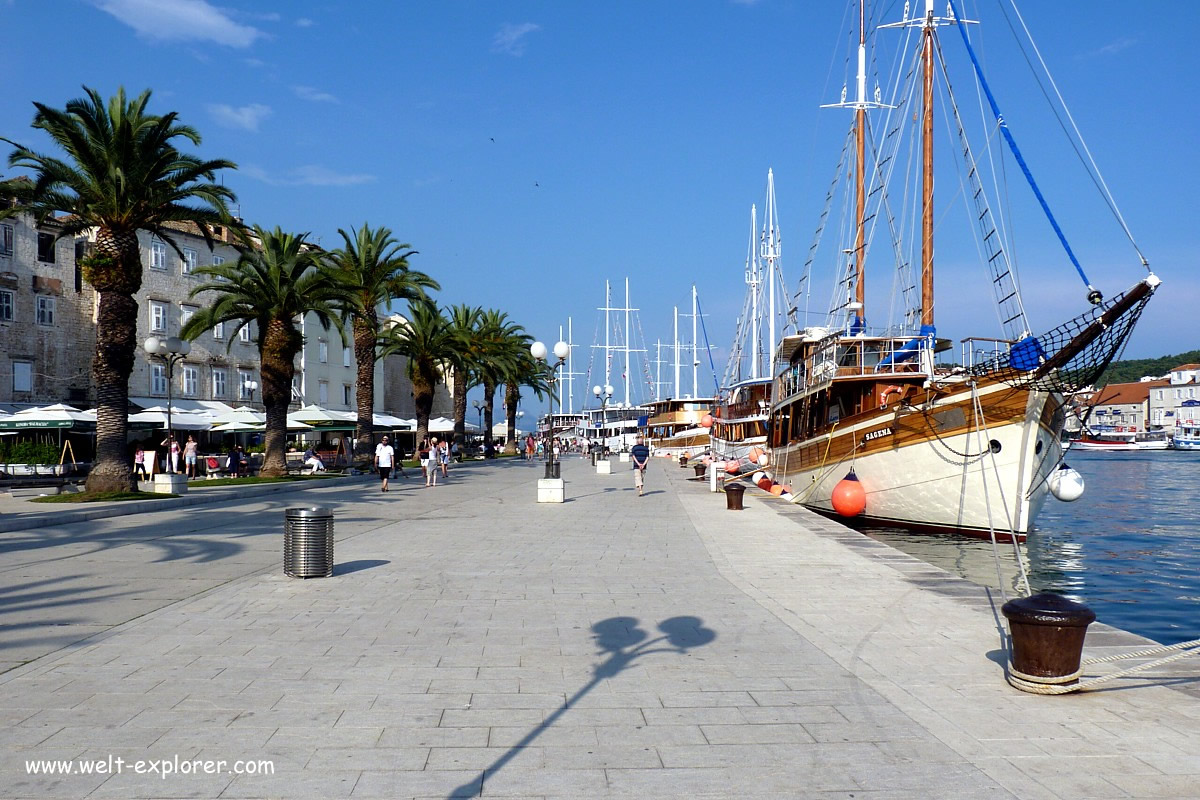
823,0,889,333
920,0,935,331
746,204,760,379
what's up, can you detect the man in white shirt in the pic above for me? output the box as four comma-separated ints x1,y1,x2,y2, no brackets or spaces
375,436,396,493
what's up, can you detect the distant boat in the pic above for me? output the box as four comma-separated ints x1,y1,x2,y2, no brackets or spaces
1070,431,1170,451
645,397,711,458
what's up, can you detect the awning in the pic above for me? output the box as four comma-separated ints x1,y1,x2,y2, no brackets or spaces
0,403,95,429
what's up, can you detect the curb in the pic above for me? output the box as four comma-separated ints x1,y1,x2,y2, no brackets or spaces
0,474,370,534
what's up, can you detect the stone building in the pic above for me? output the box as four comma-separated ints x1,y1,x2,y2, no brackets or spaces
1148,364,1200,430
80,222,263,411
0,205,94,407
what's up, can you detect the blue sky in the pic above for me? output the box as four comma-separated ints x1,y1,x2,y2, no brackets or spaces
2,0,1196,415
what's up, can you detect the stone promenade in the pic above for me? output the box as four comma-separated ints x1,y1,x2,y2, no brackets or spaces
2,456,1198,799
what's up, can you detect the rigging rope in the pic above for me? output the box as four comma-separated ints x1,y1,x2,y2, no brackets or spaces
694,294,720,396
945,0,1099,302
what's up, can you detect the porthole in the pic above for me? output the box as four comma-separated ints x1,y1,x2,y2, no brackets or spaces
1035,439,1043,455
989,439,1002,454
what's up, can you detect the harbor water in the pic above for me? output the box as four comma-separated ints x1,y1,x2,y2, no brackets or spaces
861,450,1200,645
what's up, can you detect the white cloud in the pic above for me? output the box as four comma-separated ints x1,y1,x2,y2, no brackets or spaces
1088,36,1140,57
206,103,272,132
492,22,540,56
93,0,262,47
245,164,376,187
296,17,314,27
293,86,338,103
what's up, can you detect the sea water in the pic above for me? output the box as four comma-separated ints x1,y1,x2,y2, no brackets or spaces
861,450,1200,645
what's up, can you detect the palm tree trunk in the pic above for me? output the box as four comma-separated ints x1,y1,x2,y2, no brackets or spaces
86,290,138,493
353,317,377,468
504,383,519,454
260,318,298,477
452,368,468,451
413,381,434,452
483,380,496,457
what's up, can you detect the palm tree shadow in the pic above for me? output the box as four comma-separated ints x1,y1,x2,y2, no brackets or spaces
448,615,716,798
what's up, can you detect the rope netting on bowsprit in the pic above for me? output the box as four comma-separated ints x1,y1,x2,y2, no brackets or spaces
969,279,1158,394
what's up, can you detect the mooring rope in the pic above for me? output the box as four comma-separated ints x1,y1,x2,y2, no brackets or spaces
1008,638,1200,695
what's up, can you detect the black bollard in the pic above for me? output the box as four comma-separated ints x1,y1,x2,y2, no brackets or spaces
1001,593,1096,691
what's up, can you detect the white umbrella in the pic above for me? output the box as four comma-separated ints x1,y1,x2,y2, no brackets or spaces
427,417,457,433
129,410,213,430
289,404,355,424
207,406,265,425
210,420,263,433
0,403,93,429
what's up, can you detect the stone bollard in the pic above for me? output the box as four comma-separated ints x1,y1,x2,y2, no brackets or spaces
1001,593,1096,692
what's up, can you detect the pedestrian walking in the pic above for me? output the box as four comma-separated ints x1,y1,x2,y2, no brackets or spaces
525,435,535,462
438,439,450,478
375,435,396,492
133,445,148,480
630,435,650,497
160,434,180,474
227,444,245,478
183,435,198,478
425,437,441,486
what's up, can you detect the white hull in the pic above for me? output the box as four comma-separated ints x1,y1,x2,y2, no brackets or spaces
774,387,1061,536
1174,438,1200,451
1070,440,1169,451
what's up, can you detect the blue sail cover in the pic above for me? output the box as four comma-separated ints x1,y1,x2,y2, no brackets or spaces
876,325,936,370
1008,336,1046,371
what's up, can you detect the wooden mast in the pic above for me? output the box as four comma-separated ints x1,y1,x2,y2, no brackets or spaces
920,1,935,329
853,0,867,329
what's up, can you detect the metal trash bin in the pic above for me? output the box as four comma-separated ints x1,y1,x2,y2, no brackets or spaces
1001,593,1095,690
724,482,745,511
284,507,334,578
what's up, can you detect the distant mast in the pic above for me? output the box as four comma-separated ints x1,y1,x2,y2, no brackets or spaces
761,170,781,365
920,0,935,332
746,204,760,379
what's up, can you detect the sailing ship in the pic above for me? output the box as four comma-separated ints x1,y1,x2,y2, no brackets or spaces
647,285,714,458
578,279,650,453
712,169,792,464
767,0,1159,537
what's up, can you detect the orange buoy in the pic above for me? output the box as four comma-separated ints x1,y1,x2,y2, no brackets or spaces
748,447,764,463
700,414,713,428
769,484,784,496
780,484,793,495
725,460,741,475
831,468,866,517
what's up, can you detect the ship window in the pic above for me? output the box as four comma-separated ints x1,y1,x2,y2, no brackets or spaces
989,439,1002,454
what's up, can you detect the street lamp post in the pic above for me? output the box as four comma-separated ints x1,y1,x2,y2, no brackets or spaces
592,383,614,455
243,379,259,404
144,336,191,473
531,339,570,479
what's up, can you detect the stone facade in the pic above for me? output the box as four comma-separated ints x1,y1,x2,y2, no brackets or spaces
1148,364,1200,430
83,223,264,410
0,209,94,407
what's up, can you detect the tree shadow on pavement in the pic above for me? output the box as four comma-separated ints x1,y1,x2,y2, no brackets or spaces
447,615,717,799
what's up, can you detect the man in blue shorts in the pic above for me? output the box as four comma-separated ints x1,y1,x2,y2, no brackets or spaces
630,435,650,497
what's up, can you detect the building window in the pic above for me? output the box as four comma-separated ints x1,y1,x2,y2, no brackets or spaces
13,360,32,393
180,304,198,329
212,254,225,266
213,321,225,340
342,384,352,406
150,240,167,270
36,296,55,326
37,232,56,263
238,369,253,399
343,347,352,367
151,364,167,395
182,365,198,397
318,340,328,363
212,368,227,397
149,300,167,333
182,247,198,274
0,289,12,322
318,380,328,405
239,325,251,343
0,224,12,256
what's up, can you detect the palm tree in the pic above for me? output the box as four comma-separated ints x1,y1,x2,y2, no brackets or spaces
379,299,455,448
444,304,483,452
327,223,437,468
1,87,235,493
476,310,528,457
503,351,555,454
182,226,347,477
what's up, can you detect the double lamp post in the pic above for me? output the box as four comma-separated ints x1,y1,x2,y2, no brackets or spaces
530,339,569,479
143,335,190,473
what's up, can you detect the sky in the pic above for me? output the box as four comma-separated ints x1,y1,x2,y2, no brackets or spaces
2,0,1196,417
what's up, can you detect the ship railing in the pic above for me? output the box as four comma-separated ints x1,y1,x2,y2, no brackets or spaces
960,336,1016,370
